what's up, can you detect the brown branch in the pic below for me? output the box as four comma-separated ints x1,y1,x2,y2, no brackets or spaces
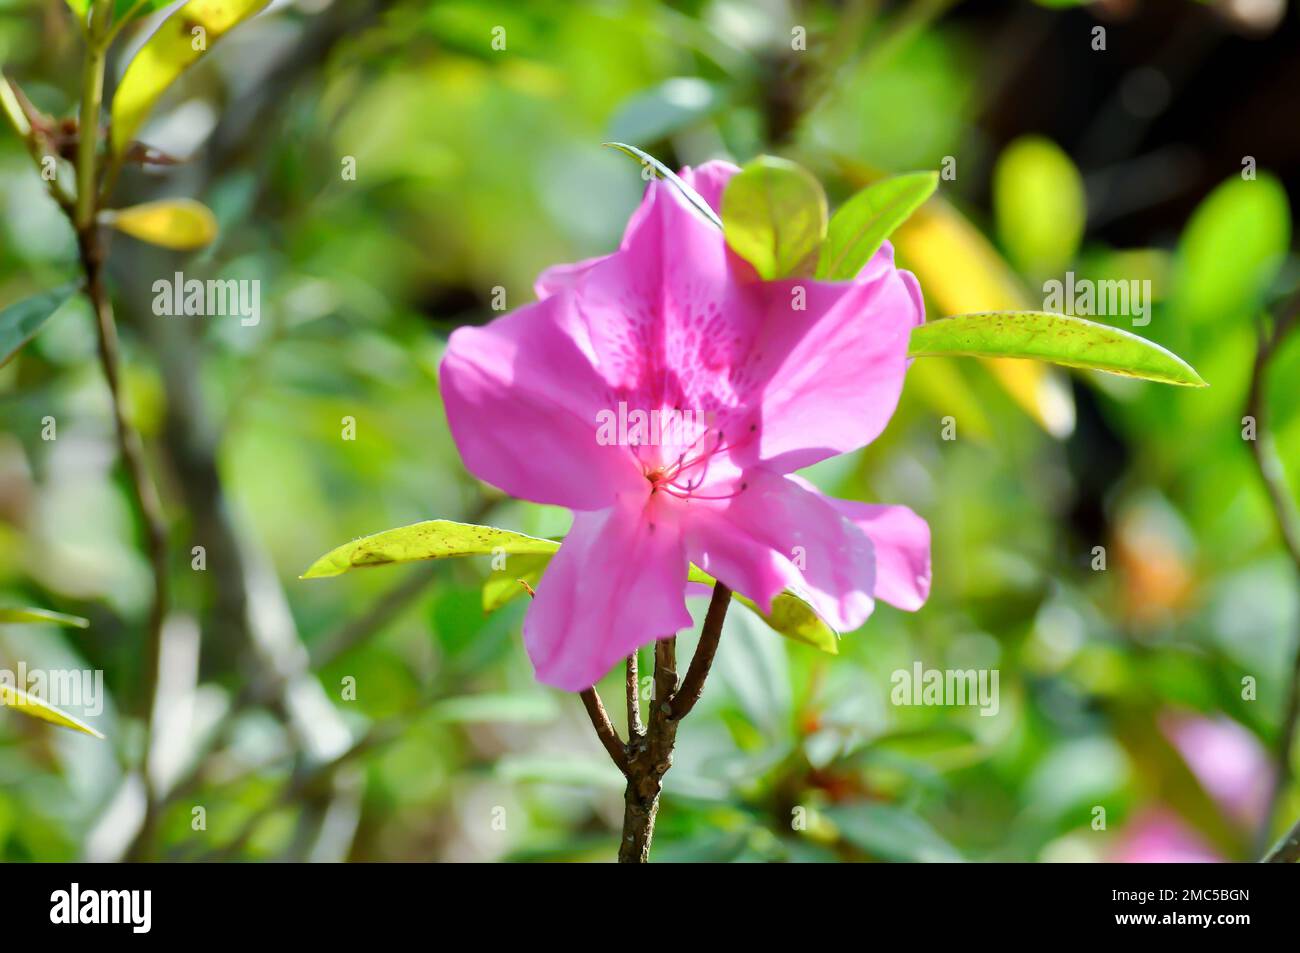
625,652,643,739
1248,300,1300,857
670,582,731,720
615,581,732,861
579,687,628,775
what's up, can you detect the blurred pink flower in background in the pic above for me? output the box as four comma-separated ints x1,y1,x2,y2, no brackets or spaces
1111,712,1271,862
1160,711,1273,829
1111,808,1223,864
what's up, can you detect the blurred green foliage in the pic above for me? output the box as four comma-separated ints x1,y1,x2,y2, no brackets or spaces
0,0,1297,862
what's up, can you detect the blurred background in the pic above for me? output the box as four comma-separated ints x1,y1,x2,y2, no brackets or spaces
1,0,1298,862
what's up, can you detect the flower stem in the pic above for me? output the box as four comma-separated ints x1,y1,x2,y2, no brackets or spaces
615,581,731,862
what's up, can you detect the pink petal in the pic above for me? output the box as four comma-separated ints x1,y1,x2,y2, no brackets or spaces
813,493,931,611
676,160,740,212
532,163,738,302
525,490,692,691
742,263,922,471
685,469,876,632
534,255,608,300
439,294,643,510
565,167,922,474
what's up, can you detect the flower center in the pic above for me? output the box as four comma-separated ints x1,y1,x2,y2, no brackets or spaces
637,428,746,501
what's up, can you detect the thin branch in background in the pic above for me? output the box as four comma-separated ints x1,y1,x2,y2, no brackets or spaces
57,5,174,856
1247,297,1300,858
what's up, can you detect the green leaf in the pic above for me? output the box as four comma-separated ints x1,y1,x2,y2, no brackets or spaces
302,520,559,579
496,753,624,789
431,692,558,724
908,311,1206,387
103,198,218,250
602,141,722,229
1172,174,1290,326
0,284,78,368
111,0,272,156
1,684,104,739
608,78,724,146
113,0,172,26
722,155,828,280
687,565,838,655
63,0,90,20
0,608,89,628
482,552,552,611
824,803,963,862
993,135,1085,278
816,171,938,281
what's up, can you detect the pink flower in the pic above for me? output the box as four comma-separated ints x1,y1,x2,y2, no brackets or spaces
1160,711,1273,829
1110,808,1223,863
439,161,930,690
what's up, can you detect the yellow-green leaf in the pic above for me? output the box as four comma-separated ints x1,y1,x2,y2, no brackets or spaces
1,684,104,738
993,135,1085,279
0,607,89,627
302,520,559,579
688,564,838,655
883,181,1076,437
104,199,218,250
1171,174,1290,326
110,0,272,155
722,155,828,279
909,311,1207,387
817,171,938,281
482,552,553,611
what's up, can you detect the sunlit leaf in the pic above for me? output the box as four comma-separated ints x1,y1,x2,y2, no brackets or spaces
722,155,827,279
688,565,838,655
886,184,1076,436
909,311,1207,386
482,552,552,611
817,171,937,281
603,141,722,228
110,0,272,155
1172,174,1290,326
63,0,90,20
104,198,218,249
302,520,559,579
0,684,104,739
993,135,1085,278
0,608,89,627
0,283,78,368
